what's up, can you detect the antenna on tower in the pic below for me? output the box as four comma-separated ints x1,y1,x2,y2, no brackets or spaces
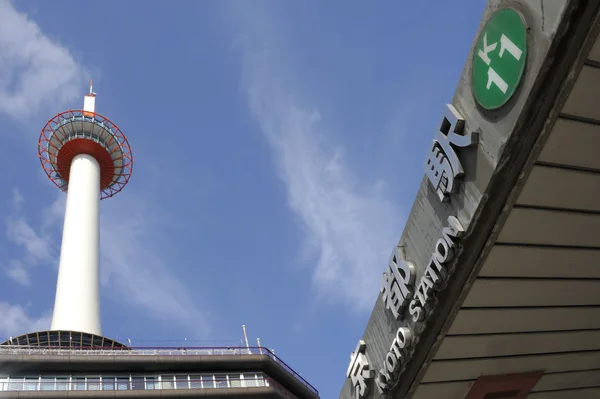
89,79,93,94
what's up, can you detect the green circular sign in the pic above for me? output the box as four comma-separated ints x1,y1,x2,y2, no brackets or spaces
472,8,527,110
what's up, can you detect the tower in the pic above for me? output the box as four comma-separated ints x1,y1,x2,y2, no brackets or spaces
38,81,133,336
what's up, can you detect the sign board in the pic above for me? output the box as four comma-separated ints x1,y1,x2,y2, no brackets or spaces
472,8,528,110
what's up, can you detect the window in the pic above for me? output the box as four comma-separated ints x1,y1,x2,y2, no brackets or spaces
146,376,157,390
0,376,8,392
190,375,201,389
40,377,55,391
215,374,228,389
7,377,23,391
175,375,189,389
55,377,68,391
202,374,214,389
131,376,145,391
161,375,174,390
230,373,242,388
102,377,115,391
73,377,86,391
116,377,129,391
87,377,100,391
24,377,38,391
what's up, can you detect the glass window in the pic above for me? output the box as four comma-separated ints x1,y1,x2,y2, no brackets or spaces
257,375,266,387
230,373,242,388
161,375,174,390
7,377,23,391
145,376,157,390
131,376,144,391
116,377,129,391
87,377,100,391
102,376,115,391
215,374,228,389
244,373,258,387
0,376,7,392
175,375,188,389
56,377,68,391
189,375,201,389
81,335,92,348
40,377,55,391
24,376,38,391
73,377,86,391
202,375,214,389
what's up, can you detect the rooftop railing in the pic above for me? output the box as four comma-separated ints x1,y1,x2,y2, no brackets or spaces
0,346,317,396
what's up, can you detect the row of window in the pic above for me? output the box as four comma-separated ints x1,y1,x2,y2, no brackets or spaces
0,373,268,392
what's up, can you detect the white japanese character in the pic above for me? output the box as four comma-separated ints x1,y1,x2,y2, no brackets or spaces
347,340,374,398
380,245,415,319
424,104,478,202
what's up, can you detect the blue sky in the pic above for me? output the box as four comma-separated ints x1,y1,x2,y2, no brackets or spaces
0,1,485,397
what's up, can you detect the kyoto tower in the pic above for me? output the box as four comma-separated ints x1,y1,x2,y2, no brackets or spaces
37,81,133,337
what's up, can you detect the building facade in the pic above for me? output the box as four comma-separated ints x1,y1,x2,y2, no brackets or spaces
0,331,318,398
341,1,600,398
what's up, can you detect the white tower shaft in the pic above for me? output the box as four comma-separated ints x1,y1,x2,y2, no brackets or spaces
51,154,102,335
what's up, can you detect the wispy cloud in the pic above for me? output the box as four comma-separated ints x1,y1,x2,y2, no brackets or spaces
232,7,401,311
99,190,210,334
0,302,50,338
0,0,86,120
3,188,56,286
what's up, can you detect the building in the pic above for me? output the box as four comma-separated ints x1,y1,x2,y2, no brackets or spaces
341,1,600,398
0,86,319,399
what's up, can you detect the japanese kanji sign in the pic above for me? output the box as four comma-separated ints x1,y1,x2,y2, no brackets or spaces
346,340,374,398
424,104,478,202
472,8,527,110
380,245,415,320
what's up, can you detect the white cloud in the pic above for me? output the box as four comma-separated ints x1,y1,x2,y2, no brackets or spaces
6,260,30,286
233,9,401,310
3,189,54,285
6,217,53,262
0,0,86,120
99,191,210,334
0,302,50,338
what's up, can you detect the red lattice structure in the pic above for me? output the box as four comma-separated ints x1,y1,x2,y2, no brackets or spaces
38,110,133,200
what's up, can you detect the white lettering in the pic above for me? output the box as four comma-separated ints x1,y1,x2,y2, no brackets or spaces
375,371,390,394
499,34,522,60
486,67,508,93
371,215,466,392
477,33,497,65
395,327,413,349
385,352,397,374
409,299,423,322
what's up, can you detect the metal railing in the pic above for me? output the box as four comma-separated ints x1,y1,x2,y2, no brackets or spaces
0,346,317,396
0,376,267,392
